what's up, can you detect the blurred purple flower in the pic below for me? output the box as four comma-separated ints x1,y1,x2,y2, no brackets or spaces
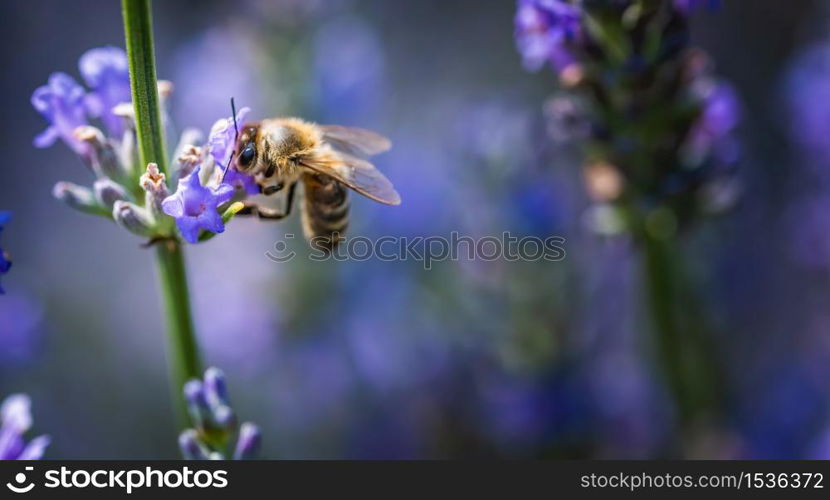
808,427,830,459
0,212,10,294
674,0,722,14
179,367,260,460
161,167,235,243
686,80,742,165
244,0,347,25
31,73,90,156
172,27,264,132
514,0,581,73
473,371,549,451
787,193,830,270
786,43,830,164
79,46,131,138
312,16,386,121
207,107,259,195
0,394,50,460
0,294,45,364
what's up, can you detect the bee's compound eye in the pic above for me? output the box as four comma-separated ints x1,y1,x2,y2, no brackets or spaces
239,145,256,168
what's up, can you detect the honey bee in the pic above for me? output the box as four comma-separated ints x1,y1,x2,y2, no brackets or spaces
232,116,400,251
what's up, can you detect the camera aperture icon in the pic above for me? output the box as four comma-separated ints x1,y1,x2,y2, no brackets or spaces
6,467,35,494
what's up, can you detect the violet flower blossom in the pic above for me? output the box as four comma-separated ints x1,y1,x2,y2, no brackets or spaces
31,73,90,156
162,167,235,244
33,47,255,245
79,46,133,138
207,107,259,195
514,0,581,74
0,394,50,460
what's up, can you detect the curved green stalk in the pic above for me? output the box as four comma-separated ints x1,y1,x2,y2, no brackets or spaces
640,228,722,449
122,0,202,426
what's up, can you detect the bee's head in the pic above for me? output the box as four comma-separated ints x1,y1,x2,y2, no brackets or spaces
235,124,260,172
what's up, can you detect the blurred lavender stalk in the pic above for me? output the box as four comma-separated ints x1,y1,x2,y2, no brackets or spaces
515,0,740,450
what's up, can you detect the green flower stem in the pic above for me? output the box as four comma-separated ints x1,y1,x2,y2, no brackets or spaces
122,0,202,426
122,0,168,175
155,242,202,423
640,228,721,447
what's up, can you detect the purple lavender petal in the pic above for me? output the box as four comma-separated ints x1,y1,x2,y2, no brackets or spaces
79,46,132,137
1,394,32,434
207,107,260,195
16,435,50,460
31,73,89,156
0,428,24,460
515,0,581,73
0,394,45,460
162,168,236,243
208,107,250,167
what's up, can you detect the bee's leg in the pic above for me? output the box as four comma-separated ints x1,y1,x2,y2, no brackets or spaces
238,182,296,220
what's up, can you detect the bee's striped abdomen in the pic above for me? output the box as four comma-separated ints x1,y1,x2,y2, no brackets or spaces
301,173,350,252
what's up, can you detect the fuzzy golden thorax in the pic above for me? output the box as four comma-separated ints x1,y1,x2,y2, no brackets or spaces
236,118,323,194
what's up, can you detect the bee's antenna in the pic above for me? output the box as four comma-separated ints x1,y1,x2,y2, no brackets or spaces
220,97,240,185
231,97,240,143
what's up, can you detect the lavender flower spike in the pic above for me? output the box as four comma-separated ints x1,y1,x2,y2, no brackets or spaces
161,167,235,243
0,394,50,460
79,46,132,138
0,212,10,294
31,73,90,156
179,367,260,460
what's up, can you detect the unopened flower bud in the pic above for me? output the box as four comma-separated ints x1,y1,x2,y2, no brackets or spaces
53,182,105,216
158,80,174,99
203,367,230,407
171,128,204,181
179,430,211,460
175,145,204,181
93,178,128,210
74,126,125,181
112,201,155,237
233,423,262,460
112,103,134,121
184,380,211,429
140,163,170,216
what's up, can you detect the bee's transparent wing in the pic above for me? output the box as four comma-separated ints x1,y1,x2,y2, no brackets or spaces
300,151,401,206
320,125,392,157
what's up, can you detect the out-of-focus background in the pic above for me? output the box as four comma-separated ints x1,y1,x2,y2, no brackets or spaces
2,0,830,458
